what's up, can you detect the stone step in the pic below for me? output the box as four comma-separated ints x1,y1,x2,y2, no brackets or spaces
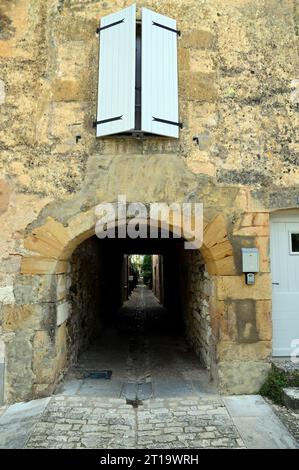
282,388,299,410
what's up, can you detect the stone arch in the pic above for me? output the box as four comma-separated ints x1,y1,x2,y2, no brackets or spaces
3,202,245,403
6,206,233,400
20,207,235,276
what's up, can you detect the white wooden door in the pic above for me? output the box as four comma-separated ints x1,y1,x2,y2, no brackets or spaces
270,211,299,356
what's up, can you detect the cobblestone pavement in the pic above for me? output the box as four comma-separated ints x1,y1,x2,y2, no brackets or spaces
25,395,244,449
0,393,297,449
1,286,298,449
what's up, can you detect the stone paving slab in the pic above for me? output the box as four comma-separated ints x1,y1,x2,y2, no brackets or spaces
1,394,298,449
223,395,273,417
224,395,298,449
25,395,245,449
0,397,51,449
270,400,299,444
232,416,297,449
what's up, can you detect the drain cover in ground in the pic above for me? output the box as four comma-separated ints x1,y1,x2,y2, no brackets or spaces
86,370,112,379
137,382,153,400
121,382,153,401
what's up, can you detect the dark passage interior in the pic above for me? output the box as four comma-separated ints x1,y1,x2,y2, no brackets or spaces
59,234,216,399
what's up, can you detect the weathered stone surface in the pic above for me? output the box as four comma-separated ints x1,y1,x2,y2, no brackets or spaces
182,30,215,50
217,341,272,361
56,302,70,327
218,361,271,395
283,388,299,411
2,304,56,333
0,180,10,215
21,258,69,275
4,330,35,403
14,275,55,304
216,274,271,300
0,0,299,405
180,72,217,102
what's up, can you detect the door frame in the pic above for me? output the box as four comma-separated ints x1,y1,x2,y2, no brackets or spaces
270,209,299,356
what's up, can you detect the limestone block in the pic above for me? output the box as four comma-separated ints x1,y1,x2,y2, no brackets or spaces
52,79,82,102
255,236,270,273
14,274,57,304
32,330,57,384
48,102,86,145
0,285,14,304
24,217,70,259
0,339,4,362
206,239,233,261
33,330,52,350
0,79,5,105
5,330,35,403
189,51,215,74
21,257,69,275
55,322,67,371
180,72,217,102
65,209,96,255
32,383,55,398
0,0,31,59
0,179,10,215
216,274,271,300
205,255,237,276
178,47,190,71
182,30,215,49
56,274,71,301
32,354,57,384
218,361,271,395
217,341,272,361
2,304,56,333
56,302,70,327
203,214,228,248
186,160,216,176
256,300,272,341
233,225,269,237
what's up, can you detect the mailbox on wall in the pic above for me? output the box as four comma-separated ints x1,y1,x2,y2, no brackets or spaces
241,248,259,285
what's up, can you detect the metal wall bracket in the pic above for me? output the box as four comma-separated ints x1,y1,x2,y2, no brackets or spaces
152,117,183,128
152,21,181,36
93,115,123,127
96,19,125,34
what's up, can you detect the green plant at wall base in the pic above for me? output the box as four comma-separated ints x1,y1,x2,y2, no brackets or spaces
260,367,299,405
259,369,288,404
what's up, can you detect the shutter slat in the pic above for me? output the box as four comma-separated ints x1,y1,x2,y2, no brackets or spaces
141,8,179,138
96,4,136,137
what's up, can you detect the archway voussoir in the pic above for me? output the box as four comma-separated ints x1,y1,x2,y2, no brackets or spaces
203,214,228,249
20,257,69,275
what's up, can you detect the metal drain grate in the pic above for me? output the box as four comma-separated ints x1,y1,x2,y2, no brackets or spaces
86,370,112,380
126,398,143,408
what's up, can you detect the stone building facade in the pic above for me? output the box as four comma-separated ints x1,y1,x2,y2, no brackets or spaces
0,0,298,404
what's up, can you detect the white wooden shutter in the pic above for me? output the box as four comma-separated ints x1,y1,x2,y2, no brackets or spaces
96,4,136,137
141,8,180,138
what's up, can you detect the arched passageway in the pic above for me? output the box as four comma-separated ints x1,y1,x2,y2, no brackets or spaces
60,233,216,399
5,205,273,404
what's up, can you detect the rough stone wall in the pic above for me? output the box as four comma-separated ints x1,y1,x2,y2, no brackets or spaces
152,254,162,303
67,237,104,367
179,249,216,379
0,0,298,199
0,0,298,402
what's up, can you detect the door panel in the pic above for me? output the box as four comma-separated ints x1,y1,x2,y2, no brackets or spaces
271,217,299,356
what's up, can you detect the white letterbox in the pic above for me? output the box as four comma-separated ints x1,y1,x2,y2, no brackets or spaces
241,248,259,273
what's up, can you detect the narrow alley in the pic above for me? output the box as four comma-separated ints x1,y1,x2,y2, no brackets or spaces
59,283,215,401
0,285,297,449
